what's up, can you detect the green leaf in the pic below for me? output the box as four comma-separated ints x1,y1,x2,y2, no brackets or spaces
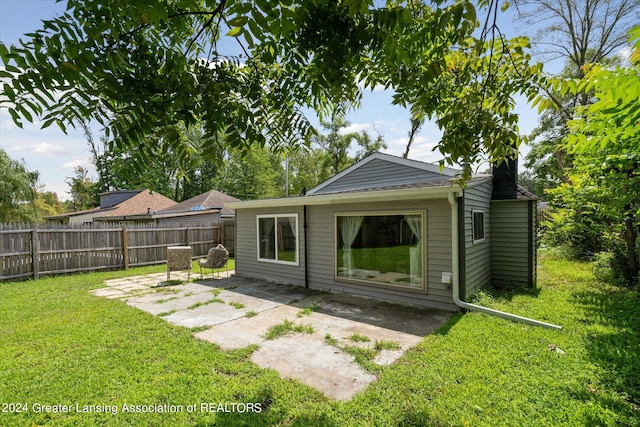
8,108,23,128
0,42,9,64
227,15,248,28
227,27,243,37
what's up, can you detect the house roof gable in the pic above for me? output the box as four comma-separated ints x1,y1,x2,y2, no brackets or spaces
307,152,459,196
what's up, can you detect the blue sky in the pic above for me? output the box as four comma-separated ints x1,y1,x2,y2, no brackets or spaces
0,0,542,200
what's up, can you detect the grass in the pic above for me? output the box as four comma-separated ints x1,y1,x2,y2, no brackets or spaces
155,296,179,304
373,340,400,351
324,333,339,346
264,319,315,340
1,251,639,426
229,301,245,309
158,309,178,317
341,345,383,374
324,334,399,374
186,298,224,310
338,244,414,274
348,333,371,343
296,303,319,317
245,310,258,318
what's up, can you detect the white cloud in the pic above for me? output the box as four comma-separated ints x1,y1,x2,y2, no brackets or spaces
618,46,632,62
33,142,66,154
339,122,371,135
62,158,94,171
386,136,441,163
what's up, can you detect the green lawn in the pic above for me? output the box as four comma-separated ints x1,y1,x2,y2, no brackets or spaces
0,251,638,426
338,244,415,273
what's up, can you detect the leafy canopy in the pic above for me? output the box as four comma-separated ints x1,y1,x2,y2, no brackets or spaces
0,149,39,222
1,0,542,180
563,25,640,214
543,25,640,282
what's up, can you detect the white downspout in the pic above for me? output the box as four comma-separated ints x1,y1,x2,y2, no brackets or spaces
448,192,562,330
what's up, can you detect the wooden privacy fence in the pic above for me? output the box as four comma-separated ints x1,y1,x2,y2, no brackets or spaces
0,222,232,281
221,218,235,256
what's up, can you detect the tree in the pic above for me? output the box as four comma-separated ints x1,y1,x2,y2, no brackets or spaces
285,147,326,196
214,146,285,200
516,0,639,184
514,0,639,76
0,149,39,222
177,124,225,200
65,166,99,211
33,190,67,219
310,120,388,181
1,0,543,181
79,120,111,193
546,26,640,283
524,63,584,193
93,122,224,201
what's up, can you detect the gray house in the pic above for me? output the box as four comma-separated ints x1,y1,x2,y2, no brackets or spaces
226,153,537,311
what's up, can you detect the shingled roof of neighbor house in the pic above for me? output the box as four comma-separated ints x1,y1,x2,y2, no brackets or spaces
93,190,177,220
157,189,240,217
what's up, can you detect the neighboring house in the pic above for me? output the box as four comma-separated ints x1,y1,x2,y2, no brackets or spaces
128,190,241,225
44,190,177,224
226,152,537,311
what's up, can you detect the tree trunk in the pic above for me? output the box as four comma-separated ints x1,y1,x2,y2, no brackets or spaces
623,205,639,283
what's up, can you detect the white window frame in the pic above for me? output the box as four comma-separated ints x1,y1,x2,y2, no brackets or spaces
334,211,427,292
256,213,299,266
472,210,486,243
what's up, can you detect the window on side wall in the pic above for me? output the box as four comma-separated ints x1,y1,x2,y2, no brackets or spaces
257,214,298,265
472,210,485,242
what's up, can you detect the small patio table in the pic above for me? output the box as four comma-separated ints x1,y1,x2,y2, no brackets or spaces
166,246,191,280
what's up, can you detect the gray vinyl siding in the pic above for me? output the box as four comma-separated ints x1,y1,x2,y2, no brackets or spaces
490,200,533,286
234,198,456,310
306,199,455,310
234,206,306,286
312,158,449,195
463,179,493,300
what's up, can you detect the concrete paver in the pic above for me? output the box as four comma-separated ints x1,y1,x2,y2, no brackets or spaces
92,271,452,400
194,304,302,350
251,334,377,400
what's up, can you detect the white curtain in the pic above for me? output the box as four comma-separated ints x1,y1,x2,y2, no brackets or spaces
260,218,275,259
405,215,422,286
339,216,363,277
288,216,296,240
404,215,422,246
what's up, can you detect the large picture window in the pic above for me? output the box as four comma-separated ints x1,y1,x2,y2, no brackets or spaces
336,212,425,289
257,214,298,265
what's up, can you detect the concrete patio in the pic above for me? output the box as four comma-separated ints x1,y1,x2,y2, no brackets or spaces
92,272,452,400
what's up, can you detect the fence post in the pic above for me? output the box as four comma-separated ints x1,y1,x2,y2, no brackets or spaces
185,227,190,247
122,228,129,270
219,220,224,246
32,229,39,280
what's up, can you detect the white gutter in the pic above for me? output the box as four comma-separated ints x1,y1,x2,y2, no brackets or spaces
448,192,562,330
226,185,462,209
